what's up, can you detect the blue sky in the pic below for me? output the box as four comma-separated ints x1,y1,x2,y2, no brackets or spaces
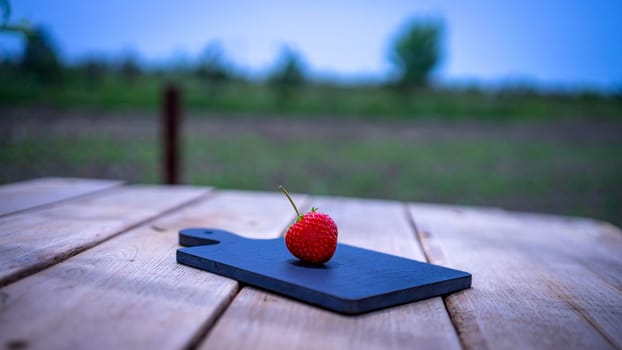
1,0,621,90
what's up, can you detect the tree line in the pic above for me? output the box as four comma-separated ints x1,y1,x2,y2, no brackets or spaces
0,1,442,92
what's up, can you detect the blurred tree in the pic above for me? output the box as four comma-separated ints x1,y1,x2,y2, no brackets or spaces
268,46,305,99
119,55,141,82
20,27,63,84
390,18,443,89
195,41,231,86
78,57,109,87
0,0,28,34
1,0,10,26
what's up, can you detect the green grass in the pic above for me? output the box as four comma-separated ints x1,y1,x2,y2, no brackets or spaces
2,115,621,226
1,71,621,119
184,134,622,224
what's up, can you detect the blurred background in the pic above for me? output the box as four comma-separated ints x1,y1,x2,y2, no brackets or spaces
1,0,621,225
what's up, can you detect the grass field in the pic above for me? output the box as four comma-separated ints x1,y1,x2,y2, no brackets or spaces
1,73,621,120
1,109,621,226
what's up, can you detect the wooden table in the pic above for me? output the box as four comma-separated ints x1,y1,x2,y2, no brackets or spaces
0,177,620,350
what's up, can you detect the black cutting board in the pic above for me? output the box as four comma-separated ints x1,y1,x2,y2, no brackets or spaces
176,228,471,315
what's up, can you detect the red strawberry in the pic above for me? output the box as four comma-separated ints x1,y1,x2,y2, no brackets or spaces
280,186,338,264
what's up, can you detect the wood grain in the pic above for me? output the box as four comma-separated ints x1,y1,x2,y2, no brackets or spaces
0,177,123,216
200,197,462,350
0,190,306,350
0,185,207,286
409,204,622,350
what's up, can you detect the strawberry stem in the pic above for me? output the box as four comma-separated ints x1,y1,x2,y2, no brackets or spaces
279,185,301,218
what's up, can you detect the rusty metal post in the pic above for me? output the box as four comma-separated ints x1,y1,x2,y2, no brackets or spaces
162,84,182,184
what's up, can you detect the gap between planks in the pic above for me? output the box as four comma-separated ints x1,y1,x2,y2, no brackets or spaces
195,196,462,350
185,195,312,349
405,202,468,350
184,195,311,350
408,203,622,350
0,186,212,288
0,177,124,217
0,190,308,350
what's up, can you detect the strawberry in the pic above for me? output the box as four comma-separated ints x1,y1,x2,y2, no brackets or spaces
280,186,338,264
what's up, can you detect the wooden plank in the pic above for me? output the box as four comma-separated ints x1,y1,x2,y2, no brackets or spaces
0,185,207,287
200,197,462,350
0,177,123,216
409,204,622,350
0,190,306,350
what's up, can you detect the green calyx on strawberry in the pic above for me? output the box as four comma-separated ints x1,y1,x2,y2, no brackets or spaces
279,185,338,264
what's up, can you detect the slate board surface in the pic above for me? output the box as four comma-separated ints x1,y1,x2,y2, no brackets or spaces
176,228,471,314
